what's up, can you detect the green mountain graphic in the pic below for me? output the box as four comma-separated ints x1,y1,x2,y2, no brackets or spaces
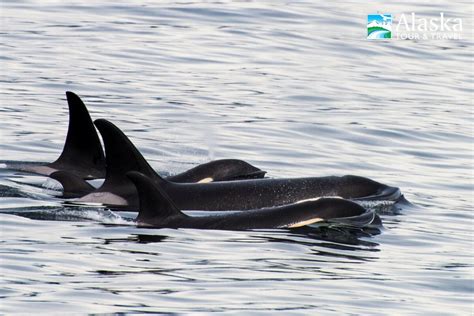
367,26,391,38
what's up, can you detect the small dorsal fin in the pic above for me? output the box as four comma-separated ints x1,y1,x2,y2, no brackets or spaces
93,119,161,191
49,170,95,198
127,171,186,224
48,92,105,179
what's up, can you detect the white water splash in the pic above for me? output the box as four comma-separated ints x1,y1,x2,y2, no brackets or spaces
42,177,63,191
55,207,135,225
79,209,134,225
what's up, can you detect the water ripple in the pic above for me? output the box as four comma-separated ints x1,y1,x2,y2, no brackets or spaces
1,0,472,314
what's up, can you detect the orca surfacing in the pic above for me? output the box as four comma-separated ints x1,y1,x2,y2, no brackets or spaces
75,119,402,211
127,171,376,230
6,91,106,179
5,92,266,194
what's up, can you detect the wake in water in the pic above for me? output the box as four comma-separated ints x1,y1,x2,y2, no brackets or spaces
3,205,133,225
1,153,410,234
0,92,410,234
0,167,408,248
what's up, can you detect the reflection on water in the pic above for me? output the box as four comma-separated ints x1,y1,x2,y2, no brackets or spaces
1,0,472,314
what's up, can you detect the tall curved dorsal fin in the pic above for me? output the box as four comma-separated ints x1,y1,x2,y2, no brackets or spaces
93,119,170,193
127,171,186,225
48,92,105,179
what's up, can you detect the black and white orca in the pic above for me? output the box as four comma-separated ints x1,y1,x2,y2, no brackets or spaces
51,158,265,198
75,119,401,211
127,171,376,230
5,92,266,193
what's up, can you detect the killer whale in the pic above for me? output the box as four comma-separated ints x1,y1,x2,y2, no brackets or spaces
51,159,265,198
5,91,266,187
6,91,106,179
75,119,401,210
166,159,266,183
127,171,375,230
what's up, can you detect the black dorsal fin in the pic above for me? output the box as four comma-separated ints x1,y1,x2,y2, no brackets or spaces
49,170,95,198
48,92,105,179
127,171,186,225
93,119,167,192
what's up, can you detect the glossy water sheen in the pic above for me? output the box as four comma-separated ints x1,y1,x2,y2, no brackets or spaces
1,1,472,314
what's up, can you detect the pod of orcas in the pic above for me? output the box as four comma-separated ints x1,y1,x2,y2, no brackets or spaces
127,171,376,230
6,92,266,183
6,92,405,230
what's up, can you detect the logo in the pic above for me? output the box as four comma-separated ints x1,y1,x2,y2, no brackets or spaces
367,13,463,40
367,14,392,39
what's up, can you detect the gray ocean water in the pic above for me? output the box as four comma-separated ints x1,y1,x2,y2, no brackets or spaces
1,1,473,314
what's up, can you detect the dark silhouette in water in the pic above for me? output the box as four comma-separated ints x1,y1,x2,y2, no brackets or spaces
75,119,401,211
127,171,375,230
6,91,106,179
6,91,266,194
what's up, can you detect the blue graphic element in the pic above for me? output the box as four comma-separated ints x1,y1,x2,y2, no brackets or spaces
367,14,392,39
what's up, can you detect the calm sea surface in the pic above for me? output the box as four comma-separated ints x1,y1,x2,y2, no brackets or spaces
1,1,473,314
